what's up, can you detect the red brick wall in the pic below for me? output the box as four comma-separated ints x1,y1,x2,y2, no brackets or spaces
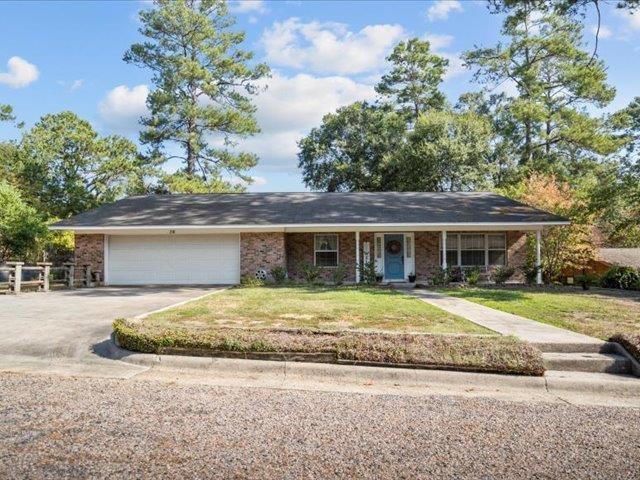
506,231,528,281
74,234,104,279
240,232,286,279
286,232,359,282
414,232,440,282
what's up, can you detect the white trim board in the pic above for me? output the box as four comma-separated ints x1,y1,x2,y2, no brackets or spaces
51,221,567,234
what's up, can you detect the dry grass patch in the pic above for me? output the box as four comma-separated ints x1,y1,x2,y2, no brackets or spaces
114,319,544,376
145,286,491,334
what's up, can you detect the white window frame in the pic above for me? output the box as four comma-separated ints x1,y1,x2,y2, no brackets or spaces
439,233,507,268
314,234,339,268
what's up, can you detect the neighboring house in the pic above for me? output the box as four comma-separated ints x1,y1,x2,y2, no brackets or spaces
566,248,640,279
50,192,568,286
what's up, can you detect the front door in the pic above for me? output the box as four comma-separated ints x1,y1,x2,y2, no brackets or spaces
384,234,405,280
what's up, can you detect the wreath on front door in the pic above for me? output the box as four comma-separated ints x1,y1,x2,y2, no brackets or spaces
386,240,402,255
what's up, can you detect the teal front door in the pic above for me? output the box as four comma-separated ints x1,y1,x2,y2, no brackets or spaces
384,234,405,280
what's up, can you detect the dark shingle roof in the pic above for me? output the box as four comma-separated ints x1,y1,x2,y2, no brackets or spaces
52,192,568,228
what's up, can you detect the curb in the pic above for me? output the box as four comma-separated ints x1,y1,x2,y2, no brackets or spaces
106,340,640,398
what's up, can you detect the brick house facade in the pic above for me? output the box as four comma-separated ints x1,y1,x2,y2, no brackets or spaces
74,234,104,280
74,230,529,285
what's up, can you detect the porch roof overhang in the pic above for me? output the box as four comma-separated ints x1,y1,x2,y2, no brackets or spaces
49,221,569,235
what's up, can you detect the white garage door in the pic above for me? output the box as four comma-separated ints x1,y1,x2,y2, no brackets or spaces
107,234,240,285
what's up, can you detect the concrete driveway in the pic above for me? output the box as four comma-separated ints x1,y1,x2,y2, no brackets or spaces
0,286,219,360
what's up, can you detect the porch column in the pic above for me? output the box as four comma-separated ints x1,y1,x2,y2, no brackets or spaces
355,231,360,283
441,231,447,269
535,230,542,285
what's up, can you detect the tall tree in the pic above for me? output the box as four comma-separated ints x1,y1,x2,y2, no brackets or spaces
16,111,147,218
463,3,620,171
375,38,448,121
298,102,405,192
124,0,269,190
385,109,493,191
0,182,46,262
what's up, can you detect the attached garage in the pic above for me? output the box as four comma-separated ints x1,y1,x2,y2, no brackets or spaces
106,234,240,285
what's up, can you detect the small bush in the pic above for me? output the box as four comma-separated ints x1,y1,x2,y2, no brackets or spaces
241,276,265,287
331,264,348,285
270,266,287,284
432,267,452,286
575,273,599,290
492,265,515,285
521,260,539,285
359,259,379,285
298,262,322,284
466,267,482,286
600,266,640,291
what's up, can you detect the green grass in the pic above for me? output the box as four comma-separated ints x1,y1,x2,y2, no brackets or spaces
436,287,640,340
145,286,492,334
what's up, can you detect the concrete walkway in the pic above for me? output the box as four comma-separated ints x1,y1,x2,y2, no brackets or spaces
412,289,602,345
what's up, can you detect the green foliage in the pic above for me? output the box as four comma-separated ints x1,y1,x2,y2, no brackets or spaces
159,172,245,194
375,37,448,120
386,109,494,191
599,266,640,291
463,4,620,171
270,266,287,284
358,259,378,285
240,276,265,287
575,273,599,290
491,266,516,285
521,259,540,286
466,267,482,286
432,267,452,286
124,0,269,187
16,111,149,218
298,102,405,191
330,264,348,285
0,182,47,261
298,262,322,284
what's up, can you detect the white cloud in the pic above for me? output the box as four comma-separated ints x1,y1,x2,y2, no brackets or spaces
423,34,466,80
251,176,267,186
98,84,149,133
427,1,463,22
254,72,375,133
590,24,613,39
615,10,640,30
424,33,454,50
261,18,405,75
230,0,266,14
70,79,84,91
0,56,39,88
239,72,376,171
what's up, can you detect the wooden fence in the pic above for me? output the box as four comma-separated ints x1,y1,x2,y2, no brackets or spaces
0,263,102,294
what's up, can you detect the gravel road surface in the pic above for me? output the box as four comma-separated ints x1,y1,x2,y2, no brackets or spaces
1,372,639,479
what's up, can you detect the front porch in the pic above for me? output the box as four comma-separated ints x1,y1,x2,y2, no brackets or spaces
276,230,541,285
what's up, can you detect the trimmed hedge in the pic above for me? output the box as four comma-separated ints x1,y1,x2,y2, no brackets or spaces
114,319,545,376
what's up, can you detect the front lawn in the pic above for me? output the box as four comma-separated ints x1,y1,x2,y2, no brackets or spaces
436,287,640,340
144,286,491,334
114,286,546,375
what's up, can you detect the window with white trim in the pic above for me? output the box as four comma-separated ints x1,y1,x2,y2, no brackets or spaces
487,234,506,266
405,236,412,258
439,233,507,268
314,234,338,267
446,234,458,266
461,234,485,266
375,236,382,259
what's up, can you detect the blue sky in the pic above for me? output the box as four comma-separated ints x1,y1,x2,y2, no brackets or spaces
1,0,639,192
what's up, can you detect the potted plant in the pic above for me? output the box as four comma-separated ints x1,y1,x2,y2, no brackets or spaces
407,272,416,283
375,272,383,283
